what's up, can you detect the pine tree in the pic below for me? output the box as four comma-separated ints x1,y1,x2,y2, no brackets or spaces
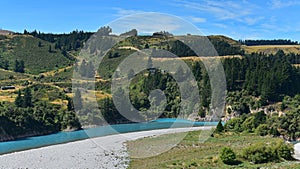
14,60,25,73
23,88,32,107
216,120,224,132
14,60,19,72
19,60,25,73
38,41,42,47
3,60,9,70
73,89,82,110
48,45,52,52
15,90,23,107
67,97,74,111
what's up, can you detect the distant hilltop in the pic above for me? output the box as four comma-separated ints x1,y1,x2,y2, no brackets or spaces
0,29,14,35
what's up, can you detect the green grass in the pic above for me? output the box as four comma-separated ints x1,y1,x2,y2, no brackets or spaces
98,49,136,79
0,35,73,74
0,69,29,81
127,131,300,169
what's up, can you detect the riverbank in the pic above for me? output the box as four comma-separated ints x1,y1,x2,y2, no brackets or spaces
0,126,212,169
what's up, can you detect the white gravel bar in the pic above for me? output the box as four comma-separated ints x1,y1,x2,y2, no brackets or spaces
0,126,212,169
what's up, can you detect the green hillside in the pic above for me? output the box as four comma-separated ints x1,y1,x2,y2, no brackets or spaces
0,35,73,74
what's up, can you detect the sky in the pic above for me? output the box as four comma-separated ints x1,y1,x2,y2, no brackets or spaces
1,0,300,41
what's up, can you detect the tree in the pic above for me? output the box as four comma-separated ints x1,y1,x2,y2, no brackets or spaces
216,120,224,132
15,90,23,107
19,60,25,73
113,52,120,58
3,60,9,70
220,147,236,165
73,89,82,110
48,45,52,52
198,108,206,118
14,60,19,72
23,88,32,107
14,60,25,73
67,97,74,111
38,41,42,47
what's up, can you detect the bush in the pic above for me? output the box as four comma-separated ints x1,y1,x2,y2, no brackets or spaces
241,143,277,164
224,117,243,132
241,141,294,164
276,141,294,160
256,124,269,136
220,147,236,165
241,116,256,132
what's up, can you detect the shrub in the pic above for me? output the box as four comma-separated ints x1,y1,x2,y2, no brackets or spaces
276,141,294,160
241,141,294,164
255,124,269,136
241,116,256,132
224,117,243,132
241,143,277,164
220,147,236,165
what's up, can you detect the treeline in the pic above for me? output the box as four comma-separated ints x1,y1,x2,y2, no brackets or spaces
0,85,81,141
0,104,81,141
168,39,244,56
209,39,244,56
22,30,93,51
240,39,298,46
223,50,300,104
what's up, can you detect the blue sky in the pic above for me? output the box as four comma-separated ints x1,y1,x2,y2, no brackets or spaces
1,0,300,41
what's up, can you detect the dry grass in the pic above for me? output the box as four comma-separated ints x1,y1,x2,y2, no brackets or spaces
242,45,300,54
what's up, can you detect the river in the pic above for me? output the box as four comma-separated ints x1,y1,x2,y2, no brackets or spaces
0,118,218,155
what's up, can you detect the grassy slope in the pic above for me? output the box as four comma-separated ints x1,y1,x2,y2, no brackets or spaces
0,35,73,74
242,45,300,54
208,35,241,46
127,131,300,169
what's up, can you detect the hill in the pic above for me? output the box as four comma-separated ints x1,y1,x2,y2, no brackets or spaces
0,30,14,35
0,35,74,74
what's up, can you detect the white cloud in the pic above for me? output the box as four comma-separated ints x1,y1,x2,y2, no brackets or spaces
244,17,264,25
113,8,146,17
190,17,206,23
213,23,227,28
108,13,201,35
174,0,259,24
269,0,300,9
